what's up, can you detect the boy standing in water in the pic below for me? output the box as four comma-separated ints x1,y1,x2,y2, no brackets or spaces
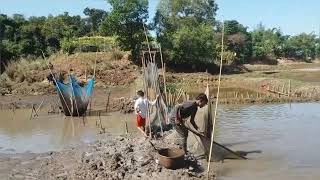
134,90,158,137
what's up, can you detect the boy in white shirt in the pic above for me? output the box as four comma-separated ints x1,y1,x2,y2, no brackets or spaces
134,90,158,137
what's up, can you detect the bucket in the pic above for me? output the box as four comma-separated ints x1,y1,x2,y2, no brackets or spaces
158,148,185,169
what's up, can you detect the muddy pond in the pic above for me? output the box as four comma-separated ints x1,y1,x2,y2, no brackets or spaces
1,102,320,180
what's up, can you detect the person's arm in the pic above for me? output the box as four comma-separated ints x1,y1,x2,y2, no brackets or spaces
148,95,159,106
175,104,183,125
189,111,199,130
134,101,140,114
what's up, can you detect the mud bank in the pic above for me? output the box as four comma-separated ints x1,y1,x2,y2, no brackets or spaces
0,133,215,180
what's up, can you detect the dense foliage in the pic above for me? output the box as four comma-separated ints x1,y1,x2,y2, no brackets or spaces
0,0,319,73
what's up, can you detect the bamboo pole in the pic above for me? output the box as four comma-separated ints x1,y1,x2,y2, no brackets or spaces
289,80,291,97
82,115,86,126
93,51,98,77
207,20,225,177
106,90,111,112
85,63,87,82
33,98,45,117
125,121,128,134
69,71,80,117
160,45,168,105
41,51,72,116
88,51,98,116
142,23,153,138
29,104,34,120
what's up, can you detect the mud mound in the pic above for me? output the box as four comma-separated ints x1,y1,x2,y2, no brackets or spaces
74,135,206,180
2,134,213,180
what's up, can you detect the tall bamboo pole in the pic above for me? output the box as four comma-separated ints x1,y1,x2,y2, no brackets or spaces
207,21,225,177
159,44,168,105
142,23,153,137
41,51,72,116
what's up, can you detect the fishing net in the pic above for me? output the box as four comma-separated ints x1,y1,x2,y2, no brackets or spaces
199,85,246,161
56,75,94,116
143,61,169,130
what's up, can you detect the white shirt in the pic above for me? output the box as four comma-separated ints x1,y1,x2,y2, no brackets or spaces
134,97,157,119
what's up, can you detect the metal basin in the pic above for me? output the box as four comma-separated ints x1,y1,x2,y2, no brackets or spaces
158,148,185,169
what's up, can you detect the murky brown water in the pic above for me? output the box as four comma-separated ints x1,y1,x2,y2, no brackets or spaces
1,102,320,179
211,102,320,180
0,107,136,153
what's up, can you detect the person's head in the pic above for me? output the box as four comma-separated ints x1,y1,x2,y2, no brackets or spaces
137,90,145,97
195,93,208,108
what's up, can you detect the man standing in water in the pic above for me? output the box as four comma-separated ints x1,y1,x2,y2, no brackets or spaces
170,93,208,152
134,90,158,137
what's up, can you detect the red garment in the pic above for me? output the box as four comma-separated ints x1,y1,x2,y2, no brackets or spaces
136,114,146,127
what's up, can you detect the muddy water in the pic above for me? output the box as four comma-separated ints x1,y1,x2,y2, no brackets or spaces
212,102,320,180
1,102,320,179
0,108,136,153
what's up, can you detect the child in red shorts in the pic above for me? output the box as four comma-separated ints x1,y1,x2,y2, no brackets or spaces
134,90,158,137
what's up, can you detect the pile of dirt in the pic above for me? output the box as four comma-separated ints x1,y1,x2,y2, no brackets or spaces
1,133,214,180
51,52,139,87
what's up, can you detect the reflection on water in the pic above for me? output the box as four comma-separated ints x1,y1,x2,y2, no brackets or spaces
1,102,320,179
0,107,136,153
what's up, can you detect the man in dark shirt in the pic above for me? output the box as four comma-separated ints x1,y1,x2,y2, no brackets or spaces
170,93,208,152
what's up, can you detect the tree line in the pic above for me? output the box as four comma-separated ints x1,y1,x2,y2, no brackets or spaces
1,0,320,73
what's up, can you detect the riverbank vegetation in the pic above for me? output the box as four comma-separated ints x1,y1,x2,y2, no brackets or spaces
1,0,320,96
1,0,319,72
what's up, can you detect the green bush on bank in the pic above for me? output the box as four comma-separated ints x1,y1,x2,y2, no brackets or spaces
61,36,118,53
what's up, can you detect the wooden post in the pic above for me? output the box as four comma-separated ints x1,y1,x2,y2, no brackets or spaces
82,115,86,126
29,104,34,120
85,64,87,82
99,112,102,128
125,122,128,134
106,90,111,112
288,80,291,97
34,99,45,117
281,84,285,93
163,64,168,105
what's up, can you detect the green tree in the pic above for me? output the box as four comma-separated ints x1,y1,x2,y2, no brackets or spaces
83,7,108,35
283,33,317,61
316,36,320,59
251,24,285,61
154,0,218,71
221,20,252,64
100,0,148,62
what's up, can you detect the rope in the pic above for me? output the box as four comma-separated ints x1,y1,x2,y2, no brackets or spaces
206,21,225,178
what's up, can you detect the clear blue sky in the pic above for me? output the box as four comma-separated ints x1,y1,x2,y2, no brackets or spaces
0,0,319,36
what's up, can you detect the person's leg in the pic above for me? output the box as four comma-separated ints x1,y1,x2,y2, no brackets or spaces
174,124,188,152
136,115,147,137
137,126,147,137
181,125,188,153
